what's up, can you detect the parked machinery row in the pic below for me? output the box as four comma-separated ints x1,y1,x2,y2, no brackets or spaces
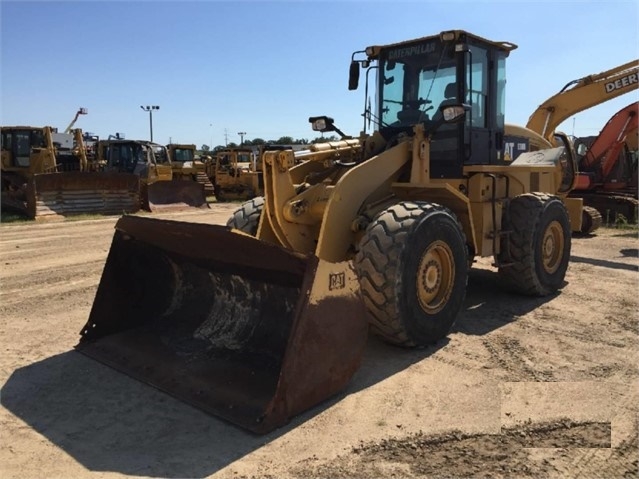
0,126,209,219
1,126,140,218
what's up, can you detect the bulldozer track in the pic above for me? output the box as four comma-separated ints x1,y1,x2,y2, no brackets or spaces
196,172,215,196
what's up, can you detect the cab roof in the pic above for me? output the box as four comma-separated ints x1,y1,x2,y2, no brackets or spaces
364,30,517,60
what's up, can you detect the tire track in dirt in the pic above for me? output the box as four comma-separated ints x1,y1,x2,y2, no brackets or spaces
480,335,556,382
561,390,638,479
292,420,621,479
1,217,637,479
518,316,628,349
1,257,104,287
431,316,565,381
0,254,106,324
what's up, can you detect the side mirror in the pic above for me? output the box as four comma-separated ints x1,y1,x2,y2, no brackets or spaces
348,61,360,90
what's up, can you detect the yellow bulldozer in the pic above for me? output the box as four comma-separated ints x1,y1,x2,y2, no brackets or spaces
1,126,140,219
95,139,208,211
166,143,215,197
77,30,583,433
211,147,262,201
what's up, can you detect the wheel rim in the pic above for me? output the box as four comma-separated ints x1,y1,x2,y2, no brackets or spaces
542,220,564,274
416,240,455,314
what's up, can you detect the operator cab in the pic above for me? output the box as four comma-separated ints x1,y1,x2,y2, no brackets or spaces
350,30,517,178
1,128,47,167
170,147,195,163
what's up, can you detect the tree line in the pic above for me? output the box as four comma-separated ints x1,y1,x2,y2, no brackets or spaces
200,135,341,152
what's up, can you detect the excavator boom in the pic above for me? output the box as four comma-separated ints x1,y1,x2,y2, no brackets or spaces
572,102,638,226
580,102,638,179
526,60,638,143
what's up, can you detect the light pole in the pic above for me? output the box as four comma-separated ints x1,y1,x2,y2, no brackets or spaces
140,105,160,142
209,123,213,149
238,131,246,146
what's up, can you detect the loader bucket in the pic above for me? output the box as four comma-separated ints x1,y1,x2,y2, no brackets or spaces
143,180,208,212
76,216,368,434
27,172,140,219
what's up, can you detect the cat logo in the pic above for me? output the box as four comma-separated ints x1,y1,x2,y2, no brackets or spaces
329,272,346,291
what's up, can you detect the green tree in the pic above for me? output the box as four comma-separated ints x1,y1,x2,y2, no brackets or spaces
312,135,339,143
201,144,210,151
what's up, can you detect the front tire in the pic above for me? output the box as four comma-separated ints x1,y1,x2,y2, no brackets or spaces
226,196,264,235
497,193,571,296
354,202,469,347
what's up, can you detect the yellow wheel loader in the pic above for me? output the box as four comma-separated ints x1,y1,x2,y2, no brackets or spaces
96,139,208,212
1,126,140,219
166,143,215,197
77,30,582,433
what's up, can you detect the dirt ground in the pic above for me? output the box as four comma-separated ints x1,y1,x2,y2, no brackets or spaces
0,205,637,479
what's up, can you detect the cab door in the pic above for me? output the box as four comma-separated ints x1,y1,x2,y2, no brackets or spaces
152,146,173,182
464,44,492,166
135,147,159,184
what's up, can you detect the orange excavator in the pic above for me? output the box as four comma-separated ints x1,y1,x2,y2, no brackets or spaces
525,59,638,232
572,102,638,227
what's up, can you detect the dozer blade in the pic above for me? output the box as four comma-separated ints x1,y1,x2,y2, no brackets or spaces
144,180,209,212
28,172,140,219
76,216,368,434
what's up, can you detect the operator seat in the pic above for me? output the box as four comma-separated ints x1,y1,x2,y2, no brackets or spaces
432,82,458,122
430,82,461,177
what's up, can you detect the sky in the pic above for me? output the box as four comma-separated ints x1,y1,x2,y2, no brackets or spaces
1,0,638,150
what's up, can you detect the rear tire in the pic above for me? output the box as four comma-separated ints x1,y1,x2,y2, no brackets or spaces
497,193,571,296
354,202,469,347
226,196,264,235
